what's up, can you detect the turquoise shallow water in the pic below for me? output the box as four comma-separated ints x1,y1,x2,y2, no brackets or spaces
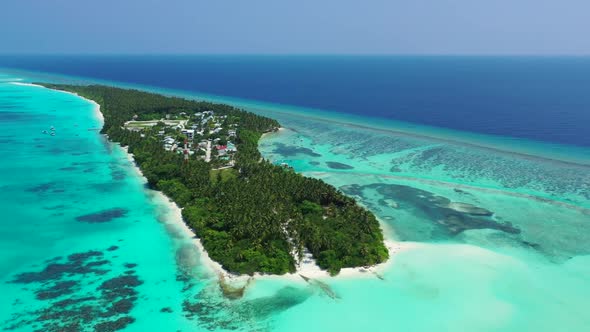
256,114,590,331
0,80,217,331
1,70,590,331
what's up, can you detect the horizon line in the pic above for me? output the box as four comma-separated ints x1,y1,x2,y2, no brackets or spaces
1,53,590,57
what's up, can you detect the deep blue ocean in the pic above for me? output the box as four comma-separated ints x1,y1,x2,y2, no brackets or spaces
1,55,589,147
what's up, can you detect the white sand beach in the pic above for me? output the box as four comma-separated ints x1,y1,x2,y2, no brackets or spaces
123,145,410,285
39,82,412,289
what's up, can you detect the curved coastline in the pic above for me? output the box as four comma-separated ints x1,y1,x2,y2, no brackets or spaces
21,79,590,280
11,82,105,126
34,83,404,286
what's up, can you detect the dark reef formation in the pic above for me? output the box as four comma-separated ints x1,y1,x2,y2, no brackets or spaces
341,183,520,236
272,142,322,157
75,208,128,223
182,285,312,331
325,161,354,170
3,246,142,332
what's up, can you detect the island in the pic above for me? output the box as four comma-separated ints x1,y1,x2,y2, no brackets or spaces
41,84,389,276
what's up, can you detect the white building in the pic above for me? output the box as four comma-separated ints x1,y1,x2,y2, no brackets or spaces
181,129,195,140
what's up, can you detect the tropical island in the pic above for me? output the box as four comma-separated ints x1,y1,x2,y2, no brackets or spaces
41,84,389,276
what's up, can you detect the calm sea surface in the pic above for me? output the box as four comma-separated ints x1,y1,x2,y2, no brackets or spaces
1,55,589,146
1,57,589,331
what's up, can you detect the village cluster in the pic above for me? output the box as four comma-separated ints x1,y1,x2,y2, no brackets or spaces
124,110,238,167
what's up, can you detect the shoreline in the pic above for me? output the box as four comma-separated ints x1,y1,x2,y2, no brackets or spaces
11,82,105,126
121,147,230,280
124,144,408,284
38,81,406,284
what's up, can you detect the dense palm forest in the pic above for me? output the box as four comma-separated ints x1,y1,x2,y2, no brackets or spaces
43,84,388,275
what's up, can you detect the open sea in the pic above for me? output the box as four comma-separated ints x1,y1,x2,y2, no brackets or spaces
0,56,589,331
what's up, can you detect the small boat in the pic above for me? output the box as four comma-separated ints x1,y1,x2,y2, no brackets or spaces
50,132,55,136
42,130,48,134
50,126,55,131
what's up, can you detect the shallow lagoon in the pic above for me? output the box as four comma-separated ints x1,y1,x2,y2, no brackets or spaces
256,111,590,331
0,80,216,331
1,72,590,331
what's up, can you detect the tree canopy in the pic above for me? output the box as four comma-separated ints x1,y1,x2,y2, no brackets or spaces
42,84,389,276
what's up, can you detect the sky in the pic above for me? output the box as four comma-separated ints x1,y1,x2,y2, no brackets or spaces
1,0,589,55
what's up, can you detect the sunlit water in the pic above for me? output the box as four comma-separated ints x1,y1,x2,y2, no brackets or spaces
256,111,590,332
1,71,589,332
0,80,216,331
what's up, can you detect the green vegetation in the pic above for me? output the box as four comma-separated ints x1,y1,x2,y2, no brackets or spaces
210,168,238,184
42,84,388,276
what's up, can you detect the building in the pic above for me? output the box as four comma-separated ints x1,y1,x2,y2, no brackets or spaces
181,129,195,140
216,145,227,156
163,137,175,145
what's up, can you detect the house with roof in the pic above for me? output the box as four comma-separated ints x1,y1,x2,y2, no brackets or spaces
181,129,195,140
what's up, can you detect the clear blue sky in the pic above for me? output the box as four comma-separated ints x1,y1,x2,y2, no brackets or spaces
1,0,588,55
